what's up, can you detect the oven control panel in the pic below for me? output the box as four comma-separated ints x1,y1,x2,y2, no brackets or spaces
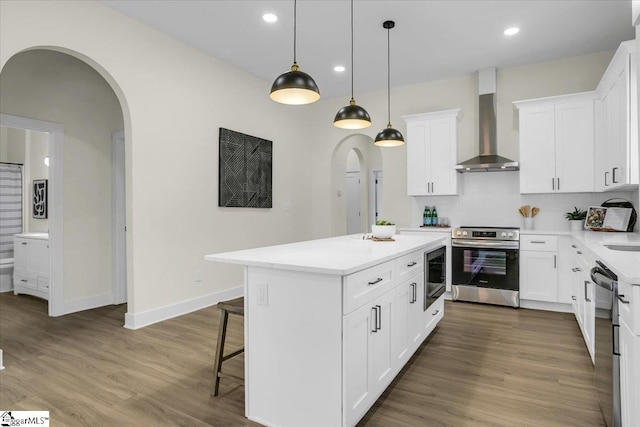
451,227,519,241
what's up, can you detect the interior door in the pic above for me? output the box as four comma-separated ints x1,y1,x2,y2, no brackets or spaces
346,171,361,234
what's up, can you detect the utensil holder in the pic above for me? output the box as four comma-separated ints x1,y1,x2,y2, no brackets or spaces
524,217,534,229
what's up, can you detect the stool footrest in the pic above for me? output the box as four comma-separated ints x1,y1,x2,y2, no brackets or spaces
221,347,244,362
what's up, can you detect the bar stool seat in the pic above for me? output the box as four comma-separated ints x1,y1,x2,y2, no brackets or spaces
211,296,244,396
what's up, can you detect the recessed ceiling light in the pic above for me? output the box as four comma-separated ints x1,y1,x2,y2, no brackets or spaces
263,13,278,23
504,27,519,36
334,65,346,72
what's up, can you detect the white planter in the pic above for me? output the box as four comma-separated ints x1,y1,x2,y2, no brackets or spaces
570,220,584,231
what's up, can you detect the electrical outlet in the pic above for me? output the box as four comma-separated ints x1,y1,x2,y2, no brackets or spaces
195,269,202,283
256,283,268,306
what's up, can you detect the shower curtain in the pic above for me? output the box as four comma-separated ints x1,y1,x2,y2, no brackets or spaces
0,163,23,261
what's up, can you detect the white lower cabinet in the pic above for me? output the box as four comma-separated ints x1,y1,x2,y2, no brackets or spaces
343,248,444,427
569,241,595,363
619,317,639,427
13,234,50,300
520,235,559,303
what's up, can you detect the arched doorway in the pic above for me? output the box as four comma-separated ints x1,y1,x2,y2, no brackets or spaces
329,134,383,236
0,48,131,321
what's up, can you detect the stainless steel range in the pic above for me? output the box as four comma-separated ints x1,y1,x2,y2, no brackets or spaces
451,226,520,308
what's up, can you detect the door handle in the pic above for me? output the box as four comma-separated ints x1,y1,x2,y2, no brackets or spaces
376,305,382,331
410,283,416,304
407,261,417,267
552,177,555,190
605,171,610,187
368,277,383,286
612,167,619,184
371,307,378,333
431,182,434,193
617,294,630,304
554,255,556,269
584,280,591,302
571,245,577,248
571,296,577,301
557,177,560,191
432,309,440,316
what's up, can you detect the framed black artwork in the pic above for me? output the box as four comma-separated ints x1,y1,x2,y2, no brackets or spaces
33,179,48,219
218,128,272,208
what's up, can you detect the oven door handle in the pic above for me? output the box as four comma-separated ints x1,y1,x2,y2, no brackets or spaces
452,240,519,250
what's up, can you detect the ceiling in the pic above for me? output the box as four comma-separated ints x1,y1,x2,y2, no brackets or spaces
100,0,634,99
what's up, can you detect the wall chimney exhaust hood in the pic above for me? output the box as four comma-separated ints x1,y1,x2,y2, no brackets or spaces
455,67,519,173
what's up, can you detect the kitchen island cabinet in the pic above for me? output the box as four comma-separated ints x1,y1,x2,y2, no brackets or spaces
205,234,446,427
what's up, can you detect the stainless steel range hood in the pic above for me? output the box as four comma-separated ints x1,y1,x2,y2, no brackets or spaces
455,68,519,173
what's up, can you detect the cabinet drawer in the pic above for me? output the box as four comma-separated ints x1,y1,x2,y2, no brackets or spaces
395,251,423,282
14,273,37,290
521,235,558,251
343,261,394,314
618,281,639,336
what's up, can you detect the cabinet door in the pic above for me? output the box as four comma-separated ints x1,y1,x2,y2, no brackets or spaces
406,121,429,196
519,105,556,193
370,289,395,393
343,303,375,426
555,100,595,193
610,63,627,187
32,240,49,277
429,118,458,195
583,279,595,362
619,318,639,427
409,273,425,350
520,251,558,302
393,279,412,367
13,237,27,271
595,94,612,191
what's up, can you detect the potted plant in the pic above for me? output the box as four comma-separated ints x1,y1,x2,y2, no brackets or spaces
371,220,396,239
565,207,587,231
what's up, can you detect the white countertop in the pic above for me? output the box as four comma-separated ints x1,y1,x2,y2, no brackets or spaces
570,231,640,284
14,232,49,240
205,233,446,276
399,227,452,233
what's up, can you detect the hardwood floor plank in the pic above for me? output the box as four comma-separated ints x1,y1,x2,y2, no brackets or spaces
0,293,604,426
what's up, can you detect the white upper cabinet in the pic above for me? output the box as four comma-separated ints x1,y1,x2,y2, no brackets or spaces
595,40,638,191
514,92,596,194
403,109,461,196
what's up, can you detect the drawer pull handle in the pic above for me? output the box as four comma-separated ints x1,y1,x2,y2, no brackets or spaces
575,268,582,272
21,279,27,282
530,240,546,244
571,245,577,248
368,277,383,286
584,281,591,303
571,296,577,301
21,242,27,245
407,261,417,267
617,294,630,304
577,251,583,255
432,309,440,316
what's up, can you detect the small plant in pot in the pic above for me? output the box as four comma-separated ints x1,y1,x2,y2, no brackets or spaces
565,207,587,231
372,220,396,239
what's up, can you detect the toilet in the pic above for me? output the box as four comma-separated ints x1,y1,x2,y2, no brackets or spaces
0,258,13,293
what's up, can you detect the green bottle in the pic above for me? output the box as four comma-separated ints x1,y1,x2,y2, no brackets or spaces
423,206,429,226
432,206,438,226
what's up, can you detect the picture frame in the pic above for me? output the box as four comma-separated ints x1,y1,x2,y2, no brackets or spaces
33,179,48,219
584,206,632,231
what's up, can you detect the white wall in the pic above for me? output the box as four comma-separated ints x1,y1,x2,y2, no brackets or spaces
0,0,315,322
309,50,617,237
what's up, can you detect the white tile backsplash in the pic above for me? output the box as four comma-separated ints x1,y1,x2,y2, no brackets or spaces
411,172,639,232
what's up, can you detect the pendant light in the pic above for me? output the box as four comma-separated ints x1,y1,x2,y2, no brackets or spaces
375,20,404,147
270,0,320,105
333,0,371,129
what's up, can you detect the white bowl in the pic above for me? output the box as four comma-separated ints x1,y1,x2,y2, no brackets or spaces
371,224,396,239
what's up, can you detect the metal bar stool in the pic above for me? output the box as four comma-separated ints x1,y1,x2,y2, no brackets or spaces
211,296,245,396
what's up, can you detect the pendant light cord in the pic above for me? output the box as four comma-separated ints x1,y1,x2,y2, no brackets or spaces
293,0,297,65
350,0,354,100
386,25,391,125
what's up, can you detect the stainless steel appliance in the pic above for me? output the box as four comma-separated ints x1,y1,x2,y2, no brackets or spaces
451,226,520,307
425,246,446,311
591,261,621,427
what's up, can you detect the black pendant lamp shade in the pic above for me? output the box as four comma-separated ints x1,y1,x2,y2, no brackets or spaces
334,0,371,129
374,20,404,147
270,0,320,105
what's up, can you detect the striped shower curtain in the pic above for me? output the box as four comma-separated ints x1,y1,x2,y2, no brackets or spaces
0,164,23,261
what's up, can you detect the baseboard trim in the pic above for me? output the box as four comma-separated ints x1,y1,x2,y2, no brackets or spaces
124,286,243,330
520,299,573,313
64,293,113,315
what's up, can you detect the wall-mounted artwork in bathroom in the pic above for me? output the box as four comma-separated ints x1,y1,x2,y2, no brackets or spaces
218,128,272,208
33,179,47,219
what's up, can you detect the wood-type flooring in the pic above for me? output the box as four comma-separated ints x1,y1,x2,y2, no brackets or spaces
0,293,605,426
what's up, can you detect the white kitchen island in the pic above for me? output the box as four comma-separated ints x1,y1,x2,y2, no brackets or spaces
205,233,447,427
